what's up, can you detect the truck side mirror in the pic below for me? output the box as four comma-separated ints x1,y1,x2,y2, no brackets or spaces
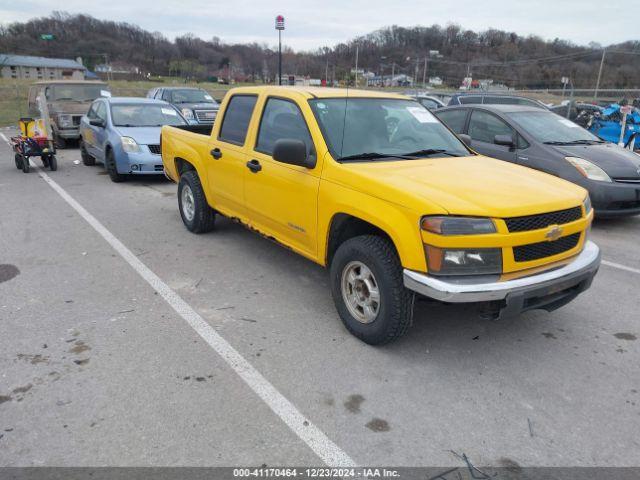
494,134,514,147
273,139,316,169
458,134,472,147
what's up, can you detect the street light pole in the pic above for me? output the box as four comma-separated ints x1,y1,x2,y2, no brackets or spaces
275,15,285,85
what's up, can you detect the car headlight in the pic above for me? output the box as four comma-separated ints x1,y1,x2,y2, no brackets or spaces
181,108,194,120
425,245,502,275
121,136,140,153
565,157,612,182
58,114,73,128
421,216,496,235
583,195,592,215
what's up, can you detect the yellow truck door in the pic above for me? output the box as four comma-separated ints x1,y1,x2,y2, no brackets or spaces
206,94,258,220
243,96,321,258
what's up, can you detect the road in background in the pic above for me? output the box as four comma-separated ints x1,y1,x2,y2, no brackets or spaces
1,132,639,467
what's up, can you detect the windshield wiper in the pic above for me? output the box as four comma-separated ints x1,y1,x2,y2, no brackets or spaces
337,152,414,162
400,148,462,158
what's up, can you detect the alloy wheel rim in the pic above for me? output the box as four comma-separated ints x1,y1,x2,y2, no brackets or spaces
341,260,380,324
181,185,195,222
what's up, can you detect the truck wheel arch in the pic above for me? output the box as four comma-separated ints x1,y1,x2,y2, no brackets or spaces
326,213,399,267
174,157,196,177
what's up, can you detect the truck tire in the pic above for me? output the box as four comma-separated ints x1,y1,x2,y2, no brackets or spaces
178,170,216,233
330,235,414,345
80,140,95,166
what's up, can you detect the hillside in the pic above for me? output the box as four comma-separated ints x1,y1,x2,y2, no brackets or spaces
1,12,639,88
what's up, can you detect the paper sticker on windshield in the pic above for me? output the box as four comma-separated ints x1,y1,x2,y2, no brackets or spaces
162,108,177,116
204,94,213,101
407,107,438,123
100,90,111,97
559,118,579,128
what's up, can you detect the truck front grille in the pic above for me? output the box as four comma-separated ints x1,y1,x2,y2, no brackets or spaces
505,207,582,232
72,115,83,126
194,110,217,123
148,144,161,155
513,233,581,262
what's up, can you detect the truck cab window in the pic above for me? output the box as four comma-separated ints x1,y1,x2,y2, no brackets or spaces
256,98,314,160
218,95,258,145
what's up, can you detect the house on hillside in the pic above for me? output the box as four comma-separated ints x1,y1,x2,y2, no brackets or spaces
0,54,85,80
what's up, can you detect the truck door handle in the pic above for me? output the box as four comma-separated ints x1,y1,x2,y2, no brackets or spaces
246,159,262,173
210,148,222,159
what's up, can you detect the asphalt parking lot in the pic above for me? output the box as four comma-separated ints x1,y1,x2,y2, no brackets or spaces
0,128,639,468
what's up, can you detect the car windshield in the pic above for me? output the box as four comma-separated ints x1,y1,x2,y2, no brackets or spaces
170,89,216,104
507,111,601,144
49,84,106,102
111,104,187,127
309,98,470,161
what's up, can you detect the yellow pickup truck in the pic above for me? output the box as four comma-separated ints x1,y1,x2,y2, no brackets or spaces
161,86,600,345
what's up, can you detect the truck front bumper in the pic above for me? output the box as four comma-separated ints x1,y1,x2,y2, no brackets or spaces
403,241,601,317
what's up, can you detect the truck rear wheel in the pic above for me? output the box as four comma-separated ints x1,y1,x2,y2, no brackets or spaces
178,170,216,233
330,235,414,345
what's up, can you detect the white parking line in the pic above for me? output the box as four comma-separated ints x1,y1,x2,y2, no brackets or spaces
0,132,9,144
602,260,640,275
32,164,356,468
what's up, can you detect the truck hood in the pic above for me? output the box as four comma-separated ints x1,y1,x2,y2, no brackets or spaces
174,102,218,111
329,155,586,217
114,126,162,145
554,143,640,179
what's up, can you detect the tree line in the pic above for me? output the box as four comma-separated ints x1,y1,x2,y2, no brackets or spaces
1,12,639,89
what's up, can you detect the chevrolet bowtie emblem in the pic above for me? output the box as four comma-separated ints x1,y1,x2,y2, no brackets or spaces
545,225,563,241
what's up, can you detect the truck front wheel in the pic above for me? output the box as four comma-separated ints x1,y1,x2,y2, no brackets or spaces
178,170,216,233
330,235,414,345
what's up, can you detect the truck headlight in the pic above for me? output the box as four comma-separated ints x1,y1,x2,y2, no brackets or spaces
421,216,496,235
181,108,194,120
565,157,611,182
425,246,502,276
121,136,140,153
583,195,592,215
58,114,73,128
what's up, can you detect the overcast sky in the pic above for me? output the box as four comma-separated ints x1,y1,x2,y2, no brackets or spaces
0,0,634,51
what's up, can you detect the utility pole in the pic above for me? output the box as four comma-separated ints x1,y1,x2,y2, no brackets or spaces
422,55,427,87
594,48,606,100
325,57,329,86
354,44,359,87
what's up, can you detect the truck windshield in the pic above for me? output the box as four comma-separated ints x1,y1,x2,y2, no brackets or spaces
111,104,187,127
309,98,470,161
507,111,602,144
49,84,106,102
170,89,216,104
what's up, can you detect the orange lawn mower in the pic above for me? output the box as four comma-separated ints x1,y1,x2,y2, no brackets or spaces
11,117,57,173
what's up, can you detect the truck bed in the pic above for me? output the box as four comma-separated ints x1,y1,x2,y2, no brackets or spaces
174,124,214,136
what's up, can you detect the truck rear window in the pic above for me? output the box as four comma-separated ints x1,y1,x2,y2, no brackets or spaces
219,95,258,145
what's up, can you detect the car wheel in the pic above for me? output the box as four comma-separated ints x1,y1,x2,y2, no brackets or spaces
53,133,66,149
80,140,95,166
330,235,414,345
177,170,216,233
106,149,126,183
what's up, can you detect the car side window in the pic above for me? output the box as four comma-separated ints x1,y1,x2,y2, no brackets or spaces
218,95,258,145
468,110,513,144
255,98,315,161
95,102,107,122
435,109,468,134
459,96,482,105
87,103,98,119
162,90,172,101
419,98,438,109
